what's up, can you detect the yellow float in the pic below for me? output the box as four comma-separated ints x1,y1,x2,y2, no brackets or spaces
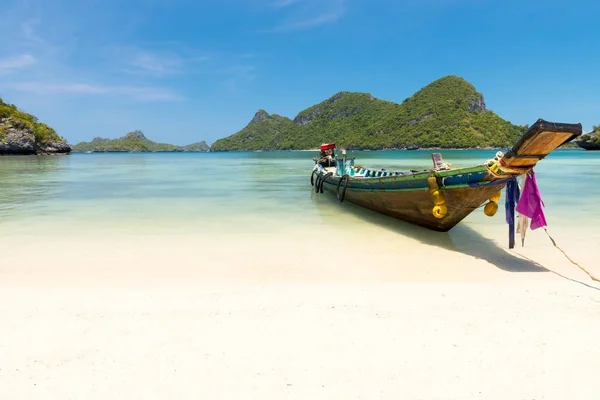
484,201,498,216
489,191,501,203
433,204,448,219
431,190,446,206
483,190,502,217
427,175,447,219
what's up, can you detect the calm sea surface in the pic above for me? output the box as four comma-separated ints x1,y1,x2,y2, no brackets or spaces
1,149,599,240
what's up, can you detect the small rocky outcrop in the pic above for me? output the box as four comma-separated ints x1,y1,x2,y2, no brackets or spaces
408,114,433,126
467,96,486,113
182,140,210,152
0,118,71,155
250,110,271,124
293,91,372,126
576,140,600,150
576,129,600,150
37,141,72,154
294,108,322,126
126,130,147,139
327,107,362,120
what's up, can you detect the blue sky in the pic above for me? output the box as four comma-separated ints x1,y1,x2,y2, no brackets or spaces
0,0,598,145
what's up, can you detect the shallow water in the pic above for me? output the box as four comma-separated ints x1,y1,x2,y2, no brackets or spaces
1,149,598,245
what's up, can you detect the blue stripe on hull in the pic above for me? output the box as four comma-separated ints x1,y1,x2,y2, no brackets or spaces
317,168,501,193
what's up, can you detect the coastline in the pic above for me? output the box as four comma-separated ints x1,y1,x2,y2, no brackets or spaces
10,146,585,155
195,146,585,153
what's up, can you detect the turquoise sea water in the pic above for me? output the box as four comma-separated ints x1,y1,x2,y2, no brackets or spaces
1,149,599,239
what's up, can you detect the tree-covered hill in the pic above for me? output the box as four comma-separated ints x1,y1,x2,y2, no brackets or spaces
181,141,210,151
0,98,70,155
211,76,529,151
209,110,297,151
72,131,210,152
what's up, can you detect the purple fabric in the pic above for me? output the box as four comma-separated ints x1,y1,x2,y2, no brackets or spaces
515,170,547,230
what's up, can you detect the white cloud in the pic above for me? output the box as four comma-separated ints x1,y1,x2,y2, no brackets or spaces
265,0,346,32
7,82,183,101
0,54,37,72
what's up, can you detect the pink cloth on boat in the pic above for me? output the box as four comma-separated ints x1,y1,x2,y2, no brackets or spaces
515,170,547,230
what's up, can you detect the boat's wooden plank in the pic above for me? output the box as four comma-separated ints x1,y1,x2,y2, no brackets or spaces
501,119,582,169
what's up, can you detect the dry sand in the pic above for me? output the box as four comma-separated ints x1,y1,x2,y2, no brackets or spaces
1,224,600,399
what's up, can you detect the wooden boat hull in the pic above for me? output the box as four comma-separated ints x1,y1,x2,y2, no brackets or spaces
311,119,583,232
318,168,507,231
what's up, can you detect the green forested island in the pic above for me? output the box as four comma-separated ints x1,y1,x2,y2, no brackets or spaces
3,75,585,155
72,131,210,152
211,75,530,151
0,98,71,155
576,125,600,150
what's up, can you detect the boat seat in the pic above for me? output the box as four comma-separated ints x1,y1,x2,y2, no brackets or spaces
431,153,451,170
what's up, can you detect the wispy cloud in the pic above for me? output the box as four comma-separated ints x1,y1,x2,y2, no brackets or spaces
128,50,184,75
7,82,183,101
20,19,46,46
280,7,345,30
0,54,37,72
273,0,302,7
264,0,346,32
106,44,211,77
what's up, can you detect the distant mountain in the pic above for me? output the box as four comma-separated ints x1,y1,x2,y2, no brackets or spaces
210,110,297,151
210,75,528,151
576,125,600,150
72,131,210,152
181,141,210,152
0,97,71,155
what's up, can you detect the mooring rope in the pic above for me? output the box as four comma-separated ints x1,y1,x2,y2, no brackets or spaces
543,228,600,283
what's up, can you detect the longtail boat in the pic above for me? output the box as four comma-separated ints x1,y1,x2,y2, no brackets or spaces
310,119,582,234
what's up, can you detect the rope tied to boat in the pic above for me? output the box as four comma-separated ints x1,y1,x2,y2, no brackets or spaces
506,170,599,283
543,228,600,283
486,155,532,177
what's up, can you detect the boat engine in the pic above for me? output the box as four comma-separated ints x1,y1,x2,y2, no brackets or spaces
314,143,337,168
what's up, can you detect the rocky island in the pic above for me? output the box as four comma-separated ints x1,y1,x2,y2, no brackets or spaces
72,131,210,153
576,126,600,150
0,98,71,155
210,75,529,151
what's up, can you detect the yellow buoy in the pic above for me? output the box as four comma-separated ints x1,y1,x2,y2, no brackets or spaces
484,201,498,217
489,191,501,203
428,175,447,218
432,204,448,219
431,190,446,206
427,176,439,192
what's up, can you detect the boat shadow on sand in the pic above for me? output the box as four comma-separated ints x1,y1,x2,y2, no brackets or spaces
312,193,548,273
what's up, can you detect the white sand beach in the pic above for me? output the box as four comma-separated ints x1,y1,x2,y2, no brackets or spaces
1,221,599,399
